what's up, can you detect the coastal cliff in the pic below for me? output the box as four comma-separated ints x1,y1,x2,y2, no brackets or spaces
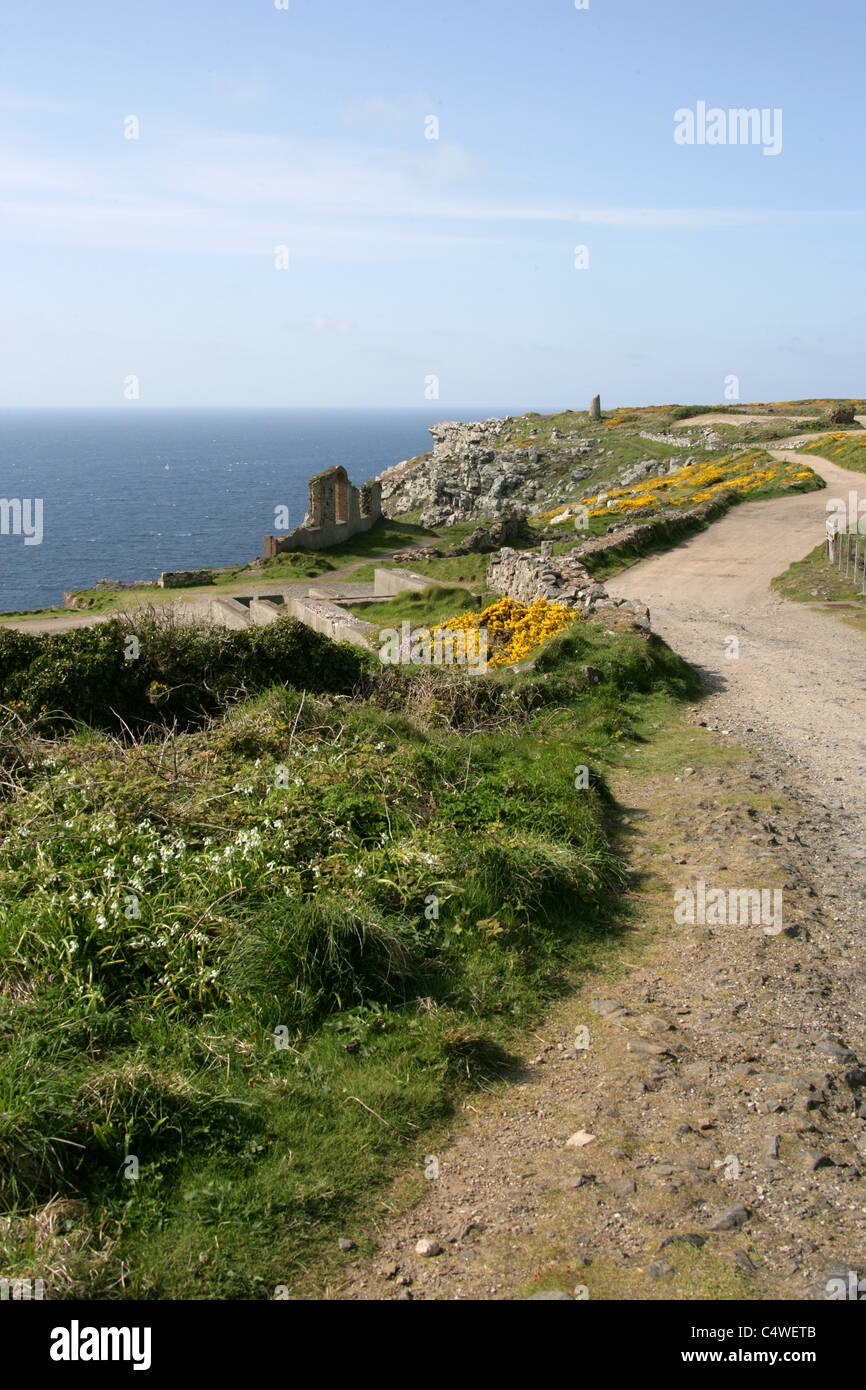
377,408,715,527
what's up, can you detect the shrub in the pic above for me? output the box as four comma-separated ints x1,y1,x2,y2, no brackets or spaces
0,611,363,732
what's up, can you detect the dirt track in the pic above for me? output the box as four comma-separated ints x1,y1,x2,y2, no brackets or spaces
607,451,866,826
326,446,866,1302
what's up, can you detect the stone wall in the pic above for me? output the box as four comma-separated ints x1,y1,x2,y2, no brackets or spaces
264,466,382,556
576,490,737,561
158,569,214,589
487,544,604,610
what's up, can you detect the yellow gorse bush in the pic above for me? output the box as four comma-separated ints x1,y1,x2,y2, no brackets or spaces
799,433,866,464
431,596,577,669
580,449,814,518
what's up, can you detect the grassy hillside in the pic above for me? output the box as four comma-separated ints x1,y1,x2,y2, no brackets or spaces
796,432,866,473
0,610,699,1298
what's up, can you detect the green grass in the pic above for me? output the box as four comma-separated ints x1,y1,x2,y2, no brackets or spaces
0,521,477,621
345,583,484,628
0,617,700,1299
772,540,866,636
258,518,480,580
796,433,866,473
361,552,494,588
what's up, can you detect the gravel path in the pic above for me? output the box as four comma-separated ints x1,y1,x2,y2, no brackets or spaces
326,447,866,1302
607,451,866,827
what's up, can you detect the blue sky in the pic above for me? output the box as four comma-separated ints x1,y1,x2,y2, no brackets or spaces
2,0,864,410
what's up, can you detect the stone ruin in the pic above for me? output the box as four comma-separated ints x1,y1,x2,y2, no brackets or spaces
264,465,382,557
486,541,651,635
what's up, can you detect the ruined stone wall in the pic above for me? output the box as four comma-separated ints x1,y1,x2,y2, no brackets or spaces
158,569,215,589
486,543,651,634
264,467,382,557
486,544,606,610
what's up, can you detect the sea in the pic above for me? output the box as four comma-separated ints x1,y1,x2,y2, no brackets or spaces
0,408,517,614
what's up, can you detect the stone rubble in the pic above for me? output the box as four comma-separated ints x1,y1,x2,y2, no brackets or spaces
486,543,651,634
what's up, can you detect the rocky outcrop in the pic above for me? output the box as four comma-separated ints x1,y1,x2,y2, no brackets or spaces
378,410,704,528
379,417,609,526
380,418,522,526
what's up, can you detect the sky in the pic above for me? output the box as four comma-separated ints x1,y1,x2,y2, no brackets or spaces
2,0,864,411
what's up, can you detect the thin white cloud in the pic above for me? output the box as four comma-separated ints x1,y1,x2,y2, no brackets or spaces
0,197,520,257
0,154,111,197
308,314,352,333
1,118,864,259
342,96,411,130
0,91,82,114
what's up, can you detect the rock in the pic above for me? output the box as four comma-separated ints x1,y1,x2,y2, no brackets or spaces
707,1205,750,1232
528,1290,574,1300
658,1233,707,1252
816,1040,857,1064
647,1260,675,1280
485,546,641,626
800,1149,833,1172
733,1250,756,1274
627,1039,672,1058
415,1238,442,1258
462,508,537,553
844,1067,866,1088
565,1130,596,1148
338,1237,356,1253
589,395,601,421
609,1178,637,1198
589,998,632,1021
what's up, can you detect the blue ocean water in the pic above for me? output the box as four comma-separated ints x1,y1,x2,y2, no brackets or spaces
0,408,514,613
